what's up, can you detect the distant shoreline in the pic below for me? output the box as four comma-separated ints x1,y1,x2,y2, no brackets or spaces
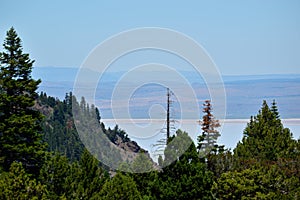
102,118,300,125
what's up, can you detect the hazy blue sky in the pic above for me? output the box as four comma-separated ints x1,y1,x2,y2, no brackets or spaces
1,0,300,75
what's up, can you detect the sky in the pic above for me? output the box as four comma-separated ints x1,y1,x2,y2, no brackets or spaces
1,0,300,75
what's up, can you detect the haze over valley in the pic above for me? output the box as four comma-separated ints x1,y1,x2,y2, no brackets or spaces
33,66,300,119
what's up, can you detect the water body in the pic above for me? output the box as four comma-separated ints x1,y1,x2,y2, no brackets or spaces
102,119,300,160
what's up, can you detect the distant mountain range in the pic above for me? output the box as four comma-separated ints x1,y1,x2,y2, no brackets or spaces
32,66,300,119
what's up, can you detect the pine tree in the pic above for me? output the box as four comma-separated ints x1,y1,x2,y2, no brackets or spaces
270,99,279,119
38,92,85,161
206,146,234,180
96,172,142,200
224,100,300,198
234,100,295,162
39,153,71,199
212,168,278,199
0,27,46,175
197,100,220,155
0,162,48,199
65,149,108,199
159,130,214,200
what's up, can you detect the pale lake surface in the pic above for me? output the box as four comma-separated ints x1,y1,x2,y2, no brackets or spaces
102,118,300,161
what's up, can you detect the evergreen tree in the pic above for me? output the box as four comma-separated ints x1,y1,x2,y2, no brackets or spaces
0,162,48,199
38,92,85,161
39,153,71,199
128,153,158,199
234,100,296,162
78,149,108,199
0,27,46,175
159,130,214,200
96,172,142,200
212,168,277,199
206,145,234,180
212,165,300,199
270,99,279,119
130,152,154,173
197,100,220,155
228,100,300,198
65,149,108,200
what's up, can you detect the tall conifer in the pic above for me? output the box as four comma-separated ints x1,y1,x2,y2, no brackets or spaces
0,27,45,175
197,100,220,154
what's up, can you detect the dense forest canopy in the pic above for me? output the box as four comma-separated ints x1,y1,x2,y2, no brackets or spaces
0,28,299,199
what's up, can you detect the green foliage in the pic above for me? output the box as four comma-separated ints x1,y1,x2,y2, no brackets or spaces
1,27,299,199
206,145,234,179
159,130,214,200
0,27,46,175
0,162,48,199
212,168,275,199
214,100,300,199
162,130,195,167
72,149,108,199
39,92,134,165
234,100,297,162
39,150,109,199
127,153,158,199
130,152,155,173
96,172,142,200
39,153,71,199
212,165,300,199
130,171,160,200
38,92,85,161
106,125,130,143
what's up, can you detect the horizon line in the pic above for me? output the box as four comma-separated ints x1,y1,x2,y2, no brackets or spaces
34,66,300,77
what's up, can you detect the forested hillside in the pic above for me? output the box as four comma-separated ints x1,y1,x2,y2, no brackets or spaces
0,28,299,199
37,91,144,163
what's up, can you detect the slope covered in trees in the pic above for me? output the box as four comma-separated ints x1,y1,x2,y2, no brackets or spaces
0,27,299,199
37,91,143,163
